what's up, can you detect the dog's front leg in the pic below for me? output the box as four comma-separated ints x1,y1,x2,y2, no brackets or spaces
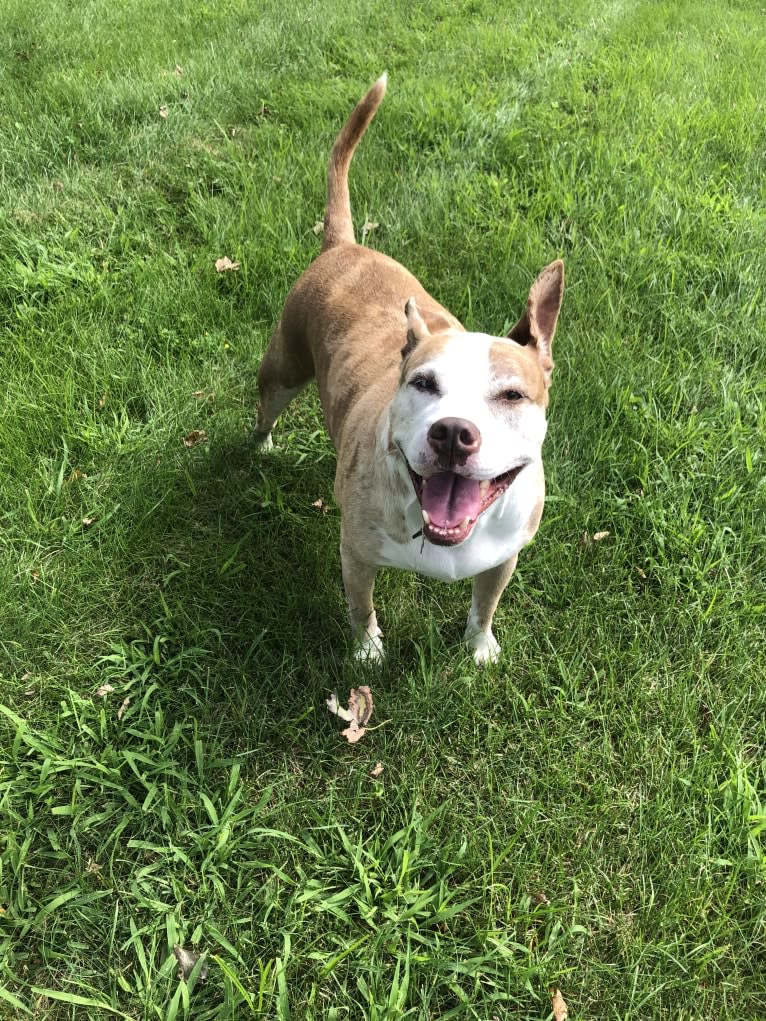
341,545,383,662
464,554,519,665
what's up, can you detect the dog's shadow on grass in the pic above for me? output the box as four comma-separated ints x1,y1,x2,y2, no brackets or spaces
133,429,383,752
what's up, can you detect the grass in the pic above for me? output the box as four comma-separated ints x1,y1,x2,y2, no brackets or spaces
1,0,765,1017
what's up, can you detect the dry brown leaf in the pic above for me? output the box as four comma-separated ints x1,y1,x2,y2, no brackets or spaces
361,220,379,238
183,429,208,448
341,721,366,744
580,529,609,549
82,515,98,529
173,944,209,983
312,498,329,514
98,393,107,409
326,694,352,722
326,686,374,743
550,987,568,1021
95,683,114,698
174,64,184,76
214,256,240,272
348,686,373,726
312,220,325,235
159,105,169,119
369,762,384,778
117,697,130,721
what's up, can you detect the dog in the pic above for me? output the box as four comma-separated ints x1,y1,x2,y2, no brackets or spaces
255,74,564,664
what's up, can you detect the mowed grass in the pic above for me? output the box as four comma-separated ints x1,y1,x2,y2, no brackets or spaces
1,0,765,1017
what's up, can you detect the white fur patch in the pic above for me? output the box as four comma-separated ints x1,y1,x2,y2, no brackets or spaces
374,330,547,581
390,332,547,485
376,458,542,581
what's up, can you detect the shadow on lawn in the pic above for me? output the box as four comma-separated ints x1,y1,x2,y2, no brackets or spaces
121,428,384,753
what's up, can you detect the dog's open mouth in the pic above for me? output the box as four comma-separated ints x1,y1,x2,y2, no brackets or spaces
406,464,524,546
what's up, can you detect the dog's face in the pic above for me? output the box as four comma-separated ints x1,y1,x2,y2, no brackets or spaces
389,261,564,547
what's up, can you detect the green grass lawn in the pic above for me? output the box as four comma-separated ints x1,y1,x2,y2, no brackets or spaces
1,0,765,1017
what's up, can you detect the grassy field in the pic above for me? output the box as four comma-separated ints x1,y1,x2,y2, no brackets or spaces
1,0,765,1017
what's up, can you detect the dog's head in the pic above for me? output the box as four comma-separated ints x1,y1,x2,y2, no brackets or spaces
390,260,564,547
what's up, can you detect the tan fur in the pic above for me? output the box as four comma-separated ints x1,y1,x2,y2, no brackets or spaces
255,76,564,663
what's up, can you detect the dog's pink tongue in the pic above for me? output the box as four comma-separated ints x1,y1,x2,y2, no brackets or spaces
421,472,482,528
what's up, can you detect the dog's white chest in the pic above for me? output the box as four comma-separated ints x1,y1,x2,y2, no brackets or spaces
375,467,541,581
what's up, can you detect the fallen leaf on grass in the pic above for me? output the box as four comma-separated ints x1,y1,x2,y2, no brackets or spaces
117,697,130,721
312,498,329,514
326,686,374,744
312,220,325,235
82,515,98,529
361,220,379,240
369,762,384,778
550,987,568,1021
174,64,184,76
579,529,609,549
215,256,240,272
159,105,169,119
95,683,114,698
173,944,209,983
183,429,208,448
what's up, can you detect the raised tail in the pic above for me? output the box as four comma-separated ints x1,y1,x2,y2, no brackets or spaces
322,73,387,252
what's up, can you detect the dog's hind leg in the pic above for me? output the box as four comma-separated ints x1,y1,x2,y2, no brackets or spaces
254,322,314,448
464,554,518,665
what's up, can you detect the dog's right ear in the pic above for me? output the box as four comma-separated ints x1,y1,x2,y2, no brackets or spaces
401,297,430,360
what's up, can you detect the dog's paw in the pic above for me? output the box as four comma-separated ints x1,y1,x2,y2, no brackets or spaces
353,630,384,665
466,629,500,666
253,430,274,451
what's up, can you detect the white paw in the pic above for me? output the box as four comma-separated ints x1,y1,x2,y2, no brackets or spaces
353,630,384,664
253,431,273,450
466,629,500,666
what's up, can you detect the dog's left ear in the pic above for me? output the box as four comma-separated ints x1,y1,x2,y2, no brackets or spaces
507,260,564,387
401,297,430,360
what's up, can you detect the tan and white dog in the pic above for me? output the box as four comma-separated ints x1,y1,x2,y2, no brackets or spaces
255,75,564,664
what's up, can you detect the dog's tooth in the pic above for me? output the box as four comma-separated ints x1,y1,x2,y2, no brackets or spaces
461,516,470,528
422,509,430,525
479,480,490,495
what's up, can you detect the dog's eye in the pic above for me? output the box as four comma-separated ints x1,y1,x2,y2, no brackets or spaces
499,389,524,403
410,373,439,395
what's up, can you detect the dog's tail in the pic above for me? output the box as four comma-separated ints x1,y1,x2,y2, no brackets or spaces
322,73,387,252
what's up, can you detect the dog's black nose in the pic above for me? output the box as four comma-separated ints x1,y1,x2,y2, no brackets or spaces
427,417,482,468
